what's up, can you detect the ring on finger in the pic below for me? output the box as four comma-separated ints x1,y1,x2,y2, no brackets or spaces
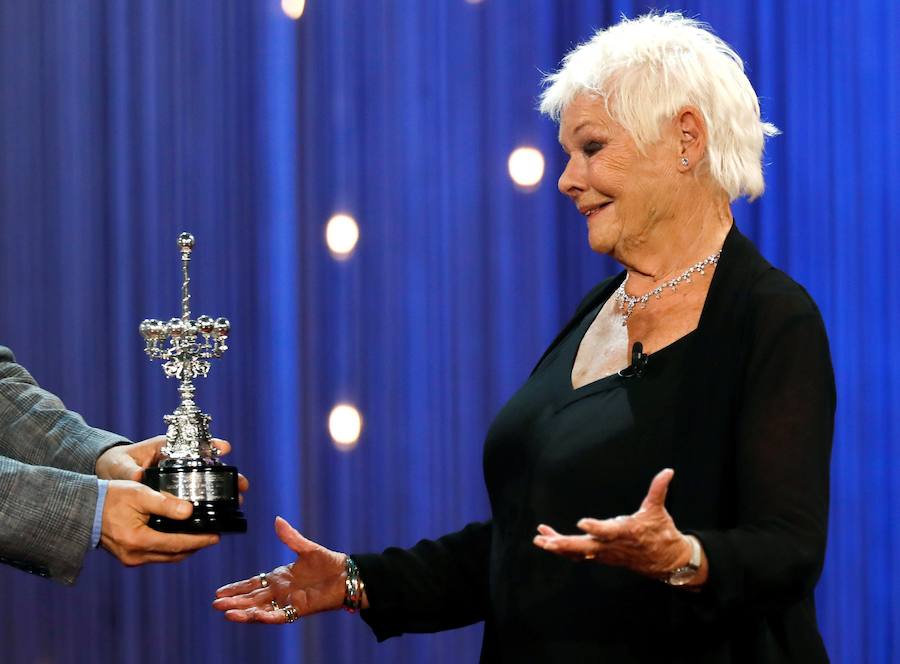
282,605,300,623
271,599,280,611
258,572,269,589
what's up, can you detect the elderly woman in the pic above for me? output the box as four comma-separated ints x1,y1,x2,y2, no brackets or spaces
213,13,834,662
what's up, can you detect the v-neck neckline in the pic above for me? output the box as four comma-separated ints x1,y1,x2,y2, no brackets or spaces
566,236,731,393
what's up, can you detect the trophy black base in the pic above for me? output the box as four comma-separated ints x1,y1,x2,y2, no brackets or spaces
143,464,247,534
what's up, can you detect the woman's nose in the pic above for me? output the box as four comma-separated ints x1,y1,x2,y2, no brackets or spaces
558,157,586,198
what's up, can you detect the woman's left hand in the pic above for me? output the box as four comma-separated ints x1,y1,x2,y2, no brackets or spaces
532,468,697,580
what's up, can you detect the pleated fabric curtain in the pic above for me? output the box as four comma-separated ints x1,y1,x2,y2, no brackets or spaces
0,1,897,663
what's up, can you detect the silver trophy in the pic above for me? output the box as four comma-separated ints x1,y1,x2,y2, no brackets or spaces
139,232,246,533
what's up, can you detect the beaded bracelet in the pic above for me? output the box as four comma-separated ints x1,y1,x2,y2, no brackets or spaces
343,555,366,613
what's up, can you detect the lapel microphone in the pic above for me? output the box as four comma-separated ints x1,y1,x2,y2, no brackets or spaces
619,342,649,378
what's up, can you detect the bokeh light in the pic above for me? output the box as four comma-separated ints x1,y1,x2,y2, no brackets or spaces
325,213,360,258
507,146,545,188
281,0,306,20
329,404,363,450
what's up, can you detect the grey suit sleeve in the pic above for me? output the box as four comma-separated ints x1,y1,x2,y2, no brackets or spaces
0,346,130,472
0,454,98,584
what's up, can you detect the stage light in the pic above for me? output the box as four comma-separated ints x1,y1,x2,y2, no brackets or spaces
508,147,544,188
508,147,545,188
329,404,362,450
325,213,360,258
281,0,306,20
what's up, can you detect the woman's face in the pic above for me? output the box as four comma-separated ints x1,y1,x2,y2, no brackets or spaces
557,94,681,259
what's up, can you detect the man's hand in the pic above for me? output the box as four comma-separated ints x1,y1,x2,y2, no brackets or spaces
100,480,220,565
95,436,167,481
95,437,249,497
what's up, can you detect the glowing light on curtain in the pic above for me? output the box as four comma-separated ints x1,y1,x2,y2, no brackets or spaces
281,0,306,20
329,404,363,449
325,213,360,257
508,146,546,188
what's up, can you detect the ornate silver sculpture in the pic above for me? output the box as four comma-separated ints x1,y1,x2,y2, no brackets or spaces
139,233,245,533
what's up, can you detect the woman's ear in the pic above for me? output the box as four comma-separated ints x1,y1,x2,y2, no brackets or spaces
675,106,707,171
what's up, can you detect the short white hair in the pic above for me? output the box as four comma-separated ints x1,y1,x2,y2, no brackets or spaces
539,12,779,201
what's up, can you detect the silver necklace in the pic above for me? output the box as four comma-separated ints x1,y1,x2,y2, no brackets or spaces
614,249,722,326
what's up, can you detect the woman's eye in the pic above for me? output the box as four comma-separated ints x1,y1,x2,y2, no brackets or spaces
583,141,604,156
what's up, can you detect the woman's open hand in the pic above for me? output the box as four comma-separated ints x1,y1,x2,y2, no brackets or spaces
212,517,349,623
533,468,704,582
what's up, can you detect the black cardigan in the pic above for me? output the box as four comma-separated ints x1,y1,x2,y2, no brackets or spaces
354,226,835,663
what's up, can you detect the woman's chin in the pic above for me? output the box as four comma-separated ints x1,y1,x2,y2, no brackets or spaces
587,228,617,256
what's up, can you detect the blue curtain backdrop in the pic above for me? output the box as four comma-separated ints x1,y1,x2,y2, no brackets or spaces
0,1,897,662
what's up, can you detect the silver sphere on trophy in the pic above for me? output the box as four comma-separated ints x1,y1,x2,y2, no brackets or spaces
139,232,246,533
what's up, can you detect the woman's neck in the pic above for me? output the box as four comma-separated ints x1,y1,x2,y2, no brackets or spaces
618,195,733,294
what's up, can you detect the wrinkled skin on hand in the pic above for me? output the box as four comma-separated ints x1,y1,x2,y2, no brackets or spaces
212,517,355,624
533,468,702,582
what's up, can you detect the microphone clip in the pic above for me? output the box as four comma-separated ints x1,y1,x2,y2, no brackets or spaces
619,342,648,378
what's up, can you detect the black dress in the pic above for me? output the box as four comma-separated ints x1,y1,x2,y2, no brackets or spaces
354,226,836,663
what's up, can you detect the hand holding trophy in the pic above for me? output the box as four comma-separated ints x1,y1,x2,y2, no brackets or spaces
139,233,246,533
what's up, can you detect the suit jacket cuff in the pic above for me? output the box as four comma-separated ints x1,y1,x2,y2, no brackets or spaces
0,457,98,585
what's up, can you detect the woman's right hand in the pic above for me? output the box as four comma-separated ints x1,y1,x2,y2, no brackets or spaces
212,516,351,623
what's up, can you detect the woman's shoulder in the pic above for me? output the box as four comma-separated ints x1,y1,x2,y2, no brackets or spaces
720,226,824,325
746,267,824,323
732,267,833,369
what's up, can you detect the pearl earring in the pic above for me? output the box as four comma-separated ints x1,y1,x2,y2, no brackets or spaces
680,157,689,167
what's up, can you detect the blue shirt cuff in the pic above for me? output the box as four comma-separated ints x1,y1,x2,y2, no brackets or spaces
92,479,109,549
